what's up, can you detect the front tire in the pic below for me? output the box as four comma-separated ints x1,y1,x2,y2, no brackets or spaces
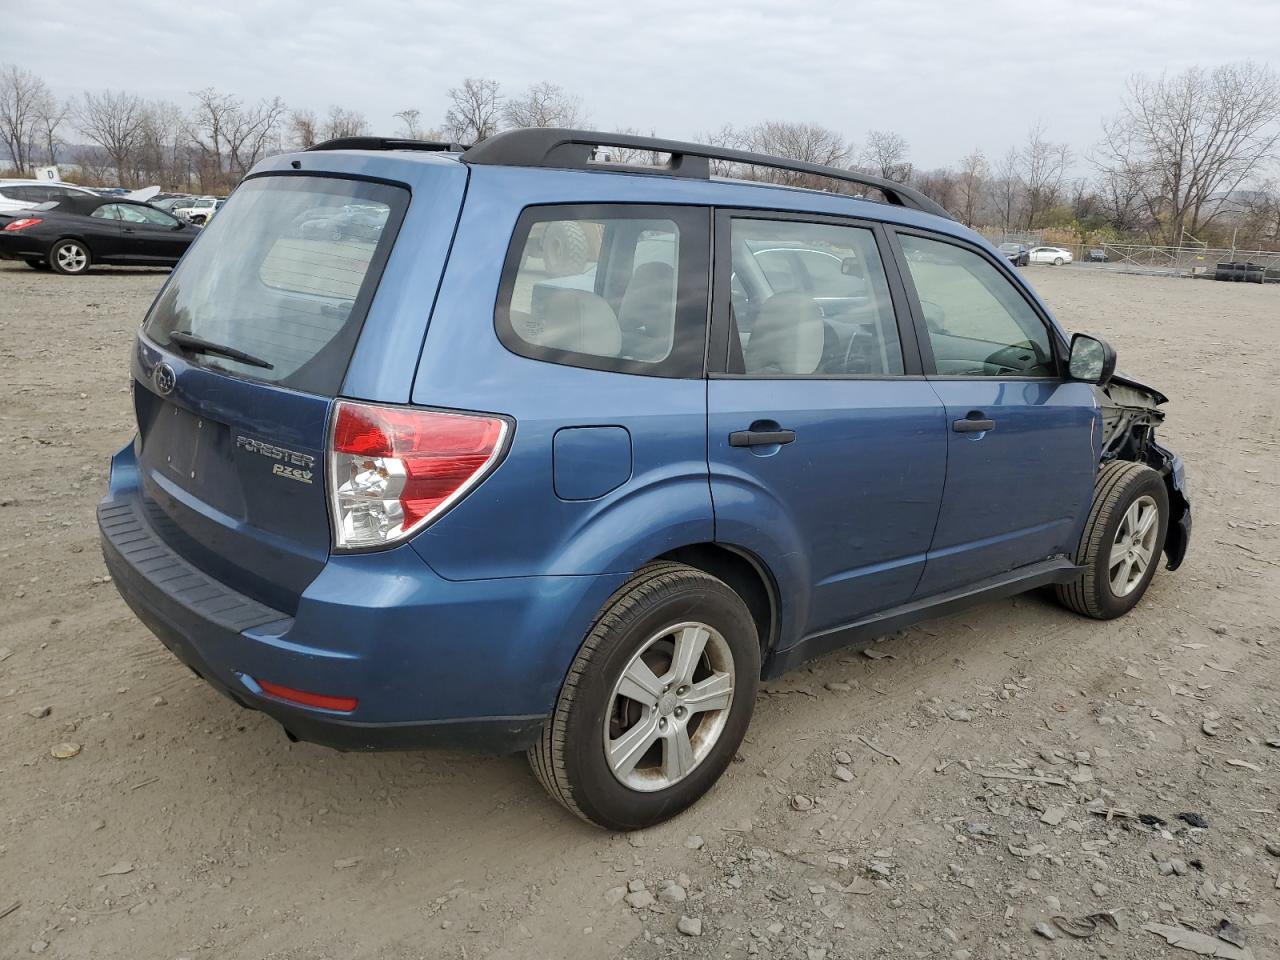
1056,461,1168,619
49,239,91,275
530,562,759,830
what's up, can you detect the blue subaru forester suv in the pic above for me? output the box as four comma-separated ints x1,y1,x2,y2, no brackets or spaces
99,129,1190,830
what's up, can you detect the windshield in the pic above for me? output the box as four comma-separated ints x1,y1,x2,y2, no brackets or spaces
144,175,407,395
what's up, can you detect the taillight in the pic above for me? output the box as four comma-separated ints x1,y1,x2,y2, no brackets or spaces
3,218,42,232
328,400,509,551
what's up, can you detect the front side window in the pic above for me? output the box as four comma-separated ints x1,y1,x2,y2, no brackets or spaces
898,234,1055,378
116,205,151,224
135,205,179,226
496,205,709,377
728,218,904,376
91,204,122,220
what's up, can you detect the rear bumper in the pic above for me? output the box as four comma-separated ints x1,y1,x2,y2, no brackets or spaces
0,234,46,260
100,445,627,752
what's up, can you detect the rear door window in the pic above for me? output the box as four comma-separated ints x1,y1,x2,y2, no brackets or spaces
495,204,710,378
143,175,408,395
726,217,905,376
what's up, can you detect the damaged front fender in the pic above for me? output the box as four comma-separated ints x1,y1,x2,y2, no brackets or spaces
1094,373,1191,571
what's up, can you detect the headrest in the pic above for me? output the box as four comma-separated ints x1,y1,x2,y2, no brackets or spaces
744,293,823,375
536,288,622,358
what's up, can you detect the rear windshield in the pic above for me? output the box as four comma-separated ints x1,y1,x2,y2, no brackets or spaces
144,175,407,395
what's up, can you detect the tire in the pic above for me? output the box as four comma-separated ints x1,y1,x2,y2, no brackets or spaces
1056,461,1168,620
530,562,760,830
540,220,590,277
1054,257,1065,266
49,239,91,275
190,214,207,226
24,258,50,271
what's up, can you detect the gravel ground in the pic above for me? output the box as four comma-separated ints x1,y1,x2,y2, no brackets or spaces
0,261,1277,960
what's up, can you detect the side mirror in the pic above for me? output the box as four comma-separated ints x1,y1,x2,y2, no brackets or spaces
840,257,862,276
1068,333,1116,385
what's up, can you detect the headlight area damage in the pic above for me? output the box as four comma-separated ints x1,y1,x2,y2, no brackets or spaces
1095,374,1191,570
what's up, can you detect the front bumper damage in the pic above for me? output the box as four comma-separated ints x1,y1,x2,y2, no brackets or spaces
1095,373,1191,570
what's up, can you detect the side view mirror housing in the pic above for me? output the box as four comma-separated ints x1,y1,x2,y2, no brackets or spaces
840,256,862,276
1068,333,1116,385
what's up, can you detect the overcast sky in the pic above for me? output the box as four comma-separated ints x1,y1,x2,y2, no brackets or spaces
7,0,1280,170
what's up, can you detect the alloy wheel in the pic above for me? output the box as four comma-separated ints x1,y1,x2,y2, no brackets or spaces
603,621,735,792
56,243,88,273
1109,494,1159,597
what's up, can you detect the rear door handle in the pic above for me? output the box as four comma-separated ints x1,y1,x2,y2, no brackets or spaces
729,429,796,447
952,415,995,433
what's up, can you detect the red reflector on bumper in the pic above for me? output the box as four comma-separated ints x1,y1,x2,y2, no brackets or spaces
256,679,357,713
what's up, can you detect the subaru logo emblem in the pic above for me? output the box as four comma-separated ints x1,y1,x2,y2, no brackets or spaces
153,362,176,396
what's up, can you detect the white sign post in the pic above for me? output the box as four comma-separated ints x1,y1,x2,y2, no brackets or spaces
35,166,61,182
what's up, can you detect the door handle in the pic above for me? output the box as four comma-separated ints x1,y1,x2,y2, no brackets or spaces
729,428,796,447
952,414,995,433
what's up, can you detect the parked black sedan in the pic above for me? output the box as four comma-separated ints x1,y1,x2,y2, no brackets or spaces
0,195,199,274
998,242,1030,267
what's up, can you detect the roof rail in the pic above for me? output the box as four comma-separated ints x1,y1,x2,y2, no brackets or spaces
307,136,468,154
461,128,951,220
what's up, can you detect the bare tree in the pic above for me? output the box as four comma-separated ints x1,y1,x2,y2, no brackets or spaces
915,168,959,211
35,93,71,166
288,108,319,150
861,129,912,182
393,108,423,138
956,149,988,226
190,89,287,190
136,100,191,188
697,123,744,175
732,121,852,189
1019,123,1072,228
1233,179,1280,246
993,147,1021,230
443,78,503,144
226,96,286,176
0,64,49,172
75,89,147,185
323,105,369,141
503,82,586,129
1095,164,1154,236
190,88,237,187
1098,61,1280,243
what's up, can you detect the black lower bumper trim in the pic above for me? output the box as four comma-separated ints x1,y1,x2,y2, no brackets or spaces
100,498,547,754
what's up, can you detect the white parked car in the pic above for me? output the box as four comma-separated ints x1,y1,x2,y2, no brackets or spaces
0,179,100,214
173,197,224,225
1029,246,1073,266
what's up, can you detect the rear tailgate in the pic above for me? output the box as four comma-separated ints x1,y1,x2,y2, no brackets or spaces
126,165,459,613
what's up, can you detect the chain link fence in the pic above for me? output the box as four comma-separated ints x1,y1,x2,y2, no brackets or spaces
983,230,1280,281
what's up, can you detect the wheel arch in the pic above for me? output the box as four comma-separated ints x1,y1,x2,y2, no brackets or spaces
656,542,780,668
49,233,93,255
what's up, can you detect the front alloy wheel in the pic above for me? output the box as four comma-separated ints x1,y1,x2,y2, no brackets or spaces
530,562,759,830
1108,495,1159,596
1056,460,1168,619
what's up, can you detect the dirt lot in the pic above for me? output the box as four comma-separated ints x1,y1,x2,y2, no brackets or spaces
1,261,1277,960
